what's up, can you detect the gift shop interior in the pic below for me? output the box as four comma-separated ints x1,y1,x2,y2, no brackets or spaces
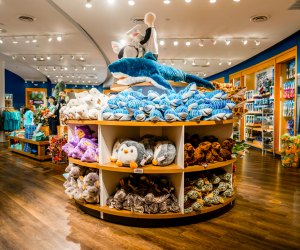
0,0,300,249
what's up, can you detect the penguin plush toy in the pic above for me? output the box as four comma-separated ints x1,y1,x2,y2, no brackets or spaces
116,140,148,168
152,140,177,166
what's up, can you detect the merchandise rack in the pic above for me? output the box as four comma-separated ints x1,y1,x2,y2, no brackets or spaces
65,119,236,222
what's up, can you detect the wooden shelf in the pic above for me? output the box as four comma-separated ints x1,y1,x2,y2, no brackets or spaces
184,159,236,172
245,111,262,115
8,136,50,146
69,158,101,169
9,148,51,161
75,195,236,219
100,162,182,173
67,120,234,127
246,141,262,149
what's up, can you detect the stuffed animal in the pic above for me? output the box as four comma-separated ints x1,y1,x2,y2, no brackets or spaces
193,145,205,164
164,109,181,122
71,146,85,159
78,138,98,151
184,143,196,167
134,110,146,121
116,140,148,168
75,125,94,139
140,137,155,165
81,148,99,162
69,165,85,179
111,139,128,162
62,142,75,157
146,109,164,122
152,141,176,166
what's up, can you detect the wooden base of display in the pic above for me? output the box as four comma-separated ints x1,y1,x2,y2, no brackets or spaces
9,148,51,161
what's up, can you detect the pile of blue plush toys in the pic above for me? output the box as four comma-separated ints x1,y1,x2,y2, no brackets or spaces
102,83,236,122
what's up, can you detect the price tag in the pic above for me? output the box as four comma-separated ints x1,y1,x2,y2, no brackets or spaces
133,168,144,174
202,163,208,168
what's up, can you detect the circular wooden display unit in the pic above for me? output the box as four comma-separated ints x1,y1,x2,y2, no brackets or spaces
66,119,236,223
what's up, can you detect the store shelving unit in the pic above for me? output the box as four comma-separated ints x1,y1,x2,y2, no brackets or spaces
66,119,236,221
262,108,275,155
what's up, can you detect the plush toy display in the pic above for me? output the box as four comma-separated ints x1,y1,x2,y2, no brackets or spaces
184,169,234,213
63,164,100,204
106,174,180,214
184,134,236,167
152,141,177,166
102,83,235,122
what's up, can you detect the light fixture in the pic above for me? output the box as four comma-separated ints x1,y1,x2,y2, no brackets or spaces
46,56,51,60
225,39,231,45
72,75,75,78
60,55,64,61
128,0,135,6
67,75,70,78
48,37,53,42
233,0,240,2
228,61,232,65
56,35,62,42
83,66,86,70
75,67,78,71
0,39,3,44
218,61,223,66
88,81,91,83
203,73,207,77
159,40,165,46
185,0,192,3
64,67,68,71
53,67,56,71
183,59,187,65
40,56,45,61
196,72,200,76
209,0,217,3
79,56,85,61
173,40,179,46
185,41,191,47
162,61,166,65
192,60,196,66
32,38,37,43
93,67,96,71
45,67,48,71
206,61,210,66
255,40,260,46
12,39,18,44
163,0,171,4
33,56,37,61
85,0,92,8
242,39,248,45
198,40,204,47
22,56,26,60
107,0,115,4
75,85,77,87
37,66,40,70
212,39,217,45
61,67,64,71
25,39,30,44
171,60,175,66
71,55,75,60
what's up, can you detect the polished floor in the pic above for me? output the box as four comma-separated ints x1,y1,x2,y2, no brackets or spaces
0,143,300,250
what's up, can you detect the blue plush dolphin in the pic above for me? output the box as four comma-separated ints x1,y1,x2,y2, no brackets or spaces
164,109,181,122
108,52,215,91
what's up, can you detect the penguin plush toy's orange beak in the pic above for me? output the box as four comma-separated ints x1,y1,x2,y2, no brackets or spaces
124,149,128,154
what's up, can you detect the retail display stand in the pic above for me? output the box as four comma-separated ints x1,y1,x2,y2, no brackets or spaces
8,136,51,161
66,119,236,222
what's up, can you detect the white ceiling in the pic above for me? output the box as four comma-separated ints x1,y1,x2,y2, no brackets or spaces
0,0,300,86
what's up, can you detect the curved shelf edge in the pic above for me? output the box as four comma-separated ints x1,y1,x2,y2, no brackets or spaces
184,159,236,172
69,158,101,169
66,119,234,127
74,195,236,219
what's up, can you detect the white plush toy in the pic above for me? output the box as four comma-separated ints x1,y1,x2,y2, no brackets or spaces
75,105,89,120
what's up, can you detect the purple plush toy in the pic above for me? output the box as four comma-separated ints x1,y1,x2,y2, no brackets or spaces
62,143,75,157
75,125,94,139
72,146,85,159
81,148,99,162
78,138,98,151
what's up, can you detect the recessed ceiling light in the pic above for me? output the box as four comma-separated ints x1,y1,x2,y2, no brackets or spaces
183,59,187,65
32,38,37,43
128,0,135,6
18,15,35,22
79,56,85,61
107,0,115,4
85,0,92,8
210,0,217,3
206,61,210,65
233,0,240,2
48,37,53,42
159,40,165,46
185,0,192,3
162,61,166,65
25,39,30,44
53,67,56,71
33,56,37,61
212,39,217,45
228,61,232,65
75,67,78,71
192,60,196,66
171,60,175,66
0,28,7,33
93,67,96,71
255,40,260,46
37,67,40,70
242,39,248,45
22,56,26,60
218,61,222,66
186,41,191,47
40,56,45,61
12,55,17,60
45,67,48,71
46,56,51,60
60,55,64,60
0,39,3,44
64,67,68,71
71,55,75,60
164,0,171,4
56,36,62,42
225,39,231,45
203,73,207,77
12,39,18,44
173,40,179,46
83,66,86,70
198,40,204,47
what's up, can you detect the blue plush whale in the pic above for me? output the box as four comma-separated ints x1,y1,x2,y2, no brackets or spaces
108,52,215,91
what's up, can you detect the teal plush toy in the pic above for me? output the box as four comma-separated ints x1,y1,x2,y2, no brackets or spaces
102,108,115,120
175,106,189,120
146,109,164,122
113,109,132,121
164,109,181,122
134,110,146,121
187,110,203,121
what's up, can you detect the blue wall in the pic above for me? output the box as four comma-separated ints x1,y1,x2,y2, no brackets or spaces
4,69,103,109
206,30,300,82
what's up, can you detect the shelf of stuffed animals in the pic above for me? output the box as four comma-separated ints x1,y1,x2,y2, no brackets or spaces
184,159,236,173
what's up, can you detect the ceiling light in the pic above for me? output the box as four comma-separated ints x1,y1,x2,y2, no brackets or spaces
88,81,91,83
185,0,192,3
53,67,56,71
212,39,217,45
209,0,217,3
12,39,18,44
225,39,231,45
228,61,232,65
79,56,85,61
25,39,30,44
206,61,210,65
233,0,240,2
40,56,45,61
45,67,48,71
218,61,223,66
67,75,70,78
60,67,64,71
203,73,207,77
173,41,179,46
83,66,86,70
162,61,166,65
33,56,37,61
56,36,62,42
198,40,204,47
171,60,175,66
192,60,196,66
159,40,165,46
72,75,75,78
37,67,40,70
163,0,171,4
183,59,187,65
186,41,191,47
255,40,260,46
75,85,77,87
71,55,75,60
32,38,37,43
64,67,68,71
75,67,78,71
60,55,64,61
93,67,96,71
0,39,3,44
196,72,199,76
85,0,92,8
242,39,248,45
48,37,53,42
22,56,26,60
46,56,51,60
107,0,115,4
128,0,135,6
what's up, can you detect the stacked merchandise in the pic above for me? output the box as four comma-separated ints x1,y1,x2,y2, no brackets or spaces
24,125,37,154
2,110,21,131
281,134,300,168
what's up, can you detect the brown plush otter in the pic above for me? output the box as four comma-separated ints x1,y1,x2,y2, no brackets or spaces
184,143,196,167
194,145,205,164
221,138,235,151
199,141,212,152
220,148,232,160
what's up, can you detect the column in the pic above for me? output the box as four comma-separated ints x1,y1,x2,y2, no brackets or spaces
0,59,4,108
